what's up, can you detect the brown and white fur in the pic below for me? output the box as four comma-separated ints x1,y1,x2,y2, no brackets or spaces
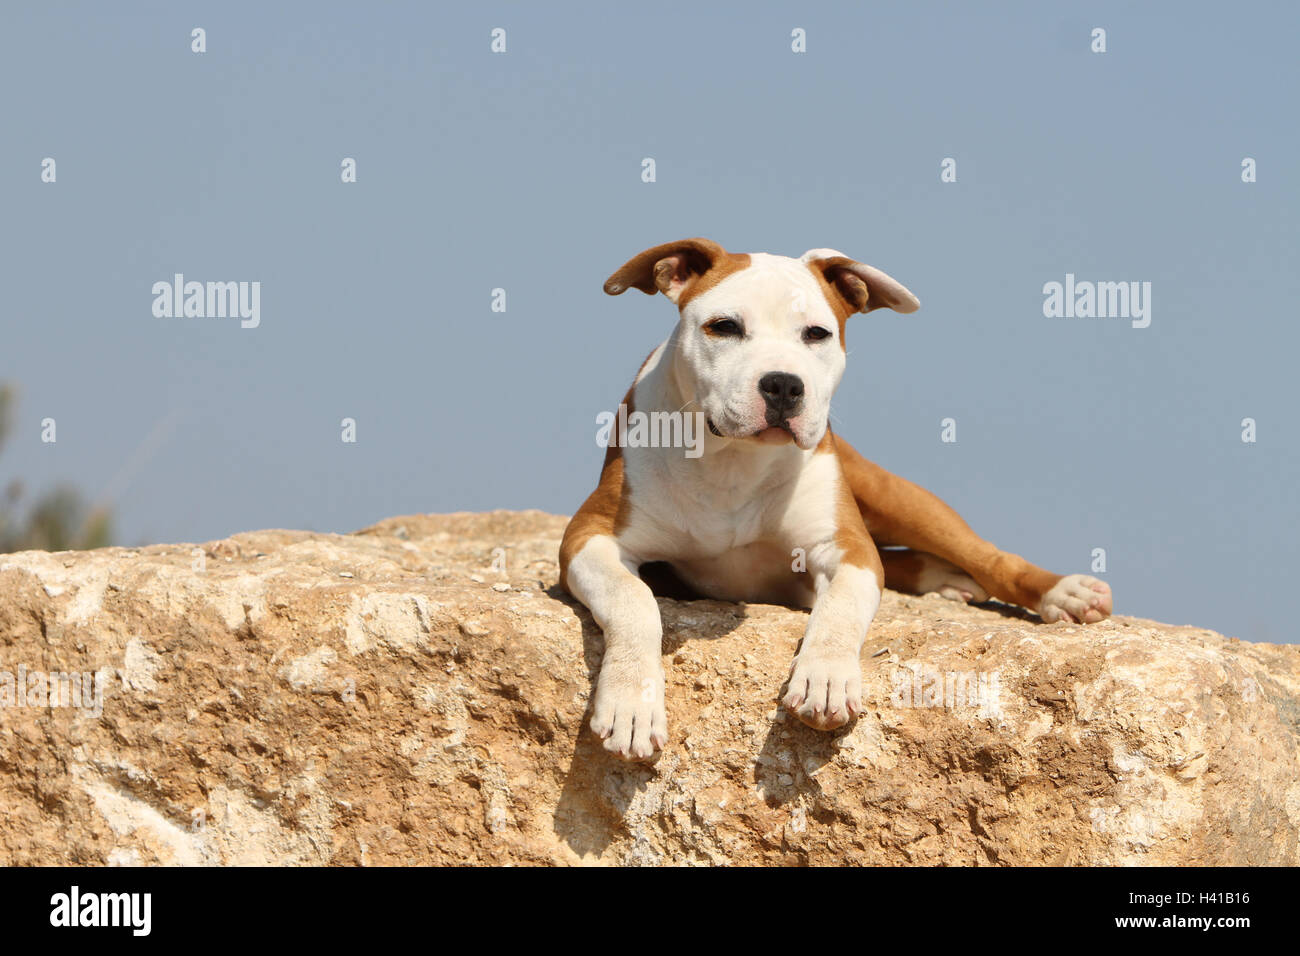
560,238,1112,761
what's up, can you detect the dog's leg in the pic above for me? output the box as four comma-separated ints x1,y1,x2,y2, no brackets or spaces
561,533,667,760
782,476,885,730
783,555,883,731
880,548,989,603
834,435,1112,623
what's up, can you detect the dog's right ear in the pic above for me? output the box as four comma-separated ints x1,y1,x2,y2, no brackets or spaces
604,238,742,305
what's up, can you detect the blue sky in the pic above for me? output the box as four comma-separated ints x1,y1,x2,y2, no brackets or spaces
2,2,1296,643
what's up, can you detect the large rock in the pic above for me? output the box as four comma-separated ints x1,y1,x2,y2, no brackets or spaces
0,511,1296,865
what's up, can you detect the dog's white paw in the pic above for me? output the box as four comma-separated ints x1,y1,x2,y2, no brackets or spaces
590,663,667,761
783,649,862,730
1040,574,1112,624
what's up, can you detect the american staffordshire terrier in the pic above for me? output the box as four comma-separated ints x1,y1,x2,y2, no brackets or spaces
560,238,1112,760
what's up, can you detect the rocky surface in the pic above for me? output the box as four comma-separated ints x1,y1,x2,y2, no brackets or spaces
0,510,1296,865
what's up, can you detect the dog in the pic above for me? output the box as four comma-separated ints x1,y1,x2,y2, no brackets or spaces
560,238,1112,761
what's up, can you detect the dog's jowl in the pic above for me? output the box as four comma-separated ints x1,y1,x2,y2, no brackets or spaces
560,238,1113,761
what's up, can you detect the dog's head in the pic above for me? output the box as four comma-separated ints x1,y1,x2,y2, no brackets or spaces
604,238,919,450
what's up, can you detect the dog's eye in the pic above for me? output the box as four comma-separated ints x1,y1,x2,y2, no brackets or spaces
704,318,744,337
803,326,832,343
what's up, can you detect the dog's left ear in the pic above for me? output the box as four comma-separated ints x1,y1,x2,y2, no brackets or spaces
801,249,920,315
603,238,738,305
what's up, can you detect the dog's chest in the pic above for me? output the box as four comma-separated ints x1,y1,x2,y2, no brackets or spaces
616,445,841,608
621,453,787,552
668,541,816,607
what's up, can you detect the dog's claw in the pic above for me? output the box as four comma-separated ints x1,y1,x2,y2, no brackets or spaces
783,650,861,731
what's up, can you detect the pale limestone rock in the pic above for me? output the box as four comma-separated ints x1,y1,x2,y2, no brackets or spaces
0,510,1295,865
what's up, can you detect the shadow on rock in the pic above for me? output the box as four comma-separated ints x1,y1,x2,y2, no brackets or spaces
751,631,854,809
549,587,747,861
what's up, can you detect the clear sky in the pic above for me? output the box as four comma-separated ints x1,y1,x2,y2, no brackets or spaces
2,2,1296,643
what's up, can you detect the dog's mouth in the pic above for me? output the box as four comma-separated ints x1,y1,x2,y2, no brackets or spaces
706,416,794,444
751,423,794,444
707,418,795,447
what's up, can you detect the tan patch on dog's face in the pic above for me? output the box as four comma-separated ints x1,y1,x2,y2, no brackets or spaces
804,263,859,350
802,251,921,342
674,252,753,308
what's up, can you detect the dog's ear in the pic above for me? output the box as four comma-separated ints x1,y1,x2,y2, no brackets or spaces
801,249,920,316
604,238,736,304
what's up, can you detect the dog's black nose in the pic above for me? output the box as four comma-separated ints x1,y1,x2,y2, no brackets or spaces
758,372,804,421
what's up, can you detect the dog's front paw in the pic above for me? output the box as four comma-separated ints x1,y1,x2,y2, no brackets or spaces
1040,574,1112,624
783,649,862,731
590,663,667,761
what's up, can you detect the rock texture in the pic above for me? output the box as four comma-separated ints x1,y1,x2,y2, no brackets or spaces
0,511,1296,866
